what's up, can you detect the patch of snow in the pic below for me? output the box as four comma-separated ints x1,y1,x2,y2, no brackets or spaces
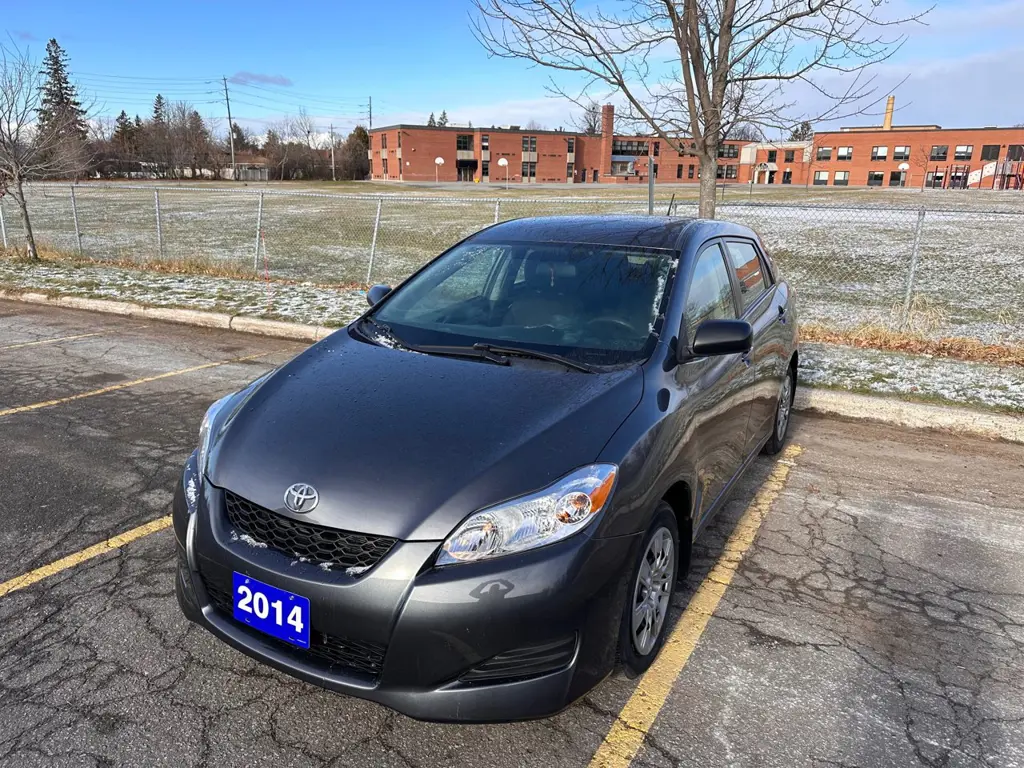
229,531,268,549
345,565,371,577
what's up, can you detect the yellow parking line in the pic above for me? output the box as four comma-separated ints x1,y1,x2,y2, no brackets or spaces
0,352,271,419
0,516,172,599
0,331,106,350
589,444,804,768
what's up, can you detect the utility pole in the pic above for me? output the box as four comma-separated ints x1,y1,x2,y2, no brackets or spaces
647,138,655,215
368,96,372,129
330,124,336,182
223,76,236,180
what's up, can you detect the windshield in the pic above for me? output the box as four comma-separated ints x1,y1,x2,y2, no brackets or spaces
371,239,676,367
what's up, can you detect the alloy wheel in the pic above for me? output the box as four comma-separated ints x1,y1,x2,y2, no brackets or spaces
631,527,675,655
776,371,793,439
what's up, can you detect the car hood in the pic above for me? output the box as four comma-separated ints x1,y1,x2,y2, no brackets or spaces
208,331,643,541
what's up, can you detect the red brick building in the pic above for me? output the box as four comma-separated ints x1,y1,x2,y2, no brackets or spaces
370,99,1024,189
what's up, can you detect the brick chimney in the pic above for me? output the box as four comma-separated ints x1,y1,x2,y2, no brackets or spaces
883,95,895,130
599,104,615,179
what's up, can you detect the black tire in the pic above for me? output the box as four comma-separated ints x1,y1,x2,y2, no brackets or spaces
617,503,680,678
763,365,795,455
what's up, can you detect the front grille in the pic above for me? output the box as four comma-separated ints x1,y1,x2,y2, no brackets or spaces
200,571,387,680
223,489,395,572
460,635,577,685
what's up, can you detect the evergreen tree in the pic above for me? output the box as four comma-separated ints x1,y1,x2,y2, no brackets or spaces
427,112,436,127
113,111,134,147
788,121,813,141
438,110,449,127
37,38,87,141
152,94,167,124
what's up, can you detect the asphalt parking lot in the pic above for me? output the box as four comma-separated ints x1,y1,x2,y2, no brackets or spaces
2,299,1023,768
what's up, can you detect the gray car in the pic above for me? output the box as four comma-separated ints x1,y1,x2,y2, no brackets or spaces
173,215,798,722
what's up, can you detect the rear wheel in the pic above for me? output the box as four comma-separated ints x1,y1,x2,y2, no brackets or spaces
763,365,795,455
617,504,679,678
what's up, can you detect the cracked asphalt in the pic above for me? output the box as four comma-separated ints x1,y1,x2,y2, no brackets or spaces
1,299,1023,768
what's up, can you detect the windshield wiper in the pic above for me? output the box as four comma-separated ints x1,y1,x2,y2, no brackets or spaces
472,343,595,374
360,318,509,365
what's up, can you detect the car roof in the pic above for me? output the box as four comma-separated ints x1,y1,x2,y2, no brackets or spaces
472,215,756,252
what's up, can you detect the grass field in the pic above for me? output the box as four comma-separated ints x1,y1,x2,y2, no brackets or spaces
1,181,1022,343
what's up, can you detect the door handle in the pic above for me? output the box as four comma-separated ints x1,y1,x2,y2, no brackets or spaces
777,304,787,324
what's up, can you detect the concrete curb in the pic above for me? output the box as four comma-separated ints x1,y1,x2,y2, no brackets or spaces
793,387,1023,444
0,289,336,342
2,289,1021,444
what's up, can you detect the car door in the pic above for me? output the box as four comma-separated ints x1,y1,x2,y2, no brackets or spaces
673,241,750,527
722,238,789,454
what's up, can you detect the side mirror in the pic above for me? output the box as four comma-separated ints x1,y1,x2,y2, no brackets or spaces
366,284,393,307
686,319,753,359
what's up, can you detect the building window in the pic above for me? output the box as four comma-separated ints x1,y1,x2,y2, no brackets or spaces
813,170,829,185
837,146,853,161
676,164,683,179
833,171,850,186
522,136,537,152
481,134,489,150
930,145,948,161
953,145,973,161
567,137,575,154
688,164,695,179
521,161,537,178
396,132,401,148
612,139,647,156
381,134,387,149
610,160,632,175
889,170,905,187
871,146,888,161
816,147,832,161
652,163,659,177
715,164,738,179
1009,145,1024,161
653,141,660,156
767,150,777,163
382,158,388,175
782,170,792,184
866,171,884,186
892,146,910,161
717,144,739,159
481,160,489,177
456,134,473,151
566,162,574,178
980,144,999,161
925,171,945,188
784,150,795,163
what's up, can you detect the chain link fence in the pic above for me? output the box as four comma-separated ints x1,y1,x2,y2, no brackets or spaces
1,183,1020,344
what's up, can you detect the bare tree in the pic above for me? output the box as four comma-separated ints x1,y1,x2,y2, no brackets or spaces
473,0,927,217
0,41,88,259
575,99,602,135
524,118,545,130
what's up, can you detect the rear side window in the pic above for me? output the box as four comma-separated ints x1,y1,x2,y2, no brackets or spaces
685,244,736,341
724,241,769,312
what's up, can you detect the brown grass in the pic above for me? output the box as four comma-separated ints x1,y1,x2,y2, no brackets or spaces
0,247,367,290
803,324,1024,367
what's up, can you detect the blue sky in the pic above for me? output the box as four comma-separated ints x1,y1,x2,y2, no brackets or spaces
4,0,1023,138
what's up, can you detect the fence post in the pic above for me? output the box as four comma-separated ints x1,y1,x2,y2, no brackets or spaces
70,185,83,255
253,190,264,270
901,207,926,328
154,190,164,258
493,199,501,225
0,204,7,249
366,197,383,284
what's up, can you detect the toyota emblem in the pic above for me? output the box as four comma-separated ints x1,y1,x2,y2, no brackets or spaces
284,483,319,513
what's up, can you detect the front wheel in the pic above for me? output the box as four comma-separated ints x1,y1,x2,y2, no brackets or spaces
617,504,679,678
763,366,795,455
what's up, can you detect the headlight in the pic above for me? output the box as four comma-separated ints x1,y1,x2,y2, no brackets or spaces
437,464,617,565
197,393,232,474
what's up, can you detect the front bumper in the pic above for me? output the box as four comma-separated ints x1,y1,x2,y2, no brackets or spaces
173,467,640,722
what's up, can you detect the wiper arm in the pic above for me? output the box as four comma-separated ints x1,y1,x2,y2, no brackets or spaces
360,318,509,365
472,343,594,374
